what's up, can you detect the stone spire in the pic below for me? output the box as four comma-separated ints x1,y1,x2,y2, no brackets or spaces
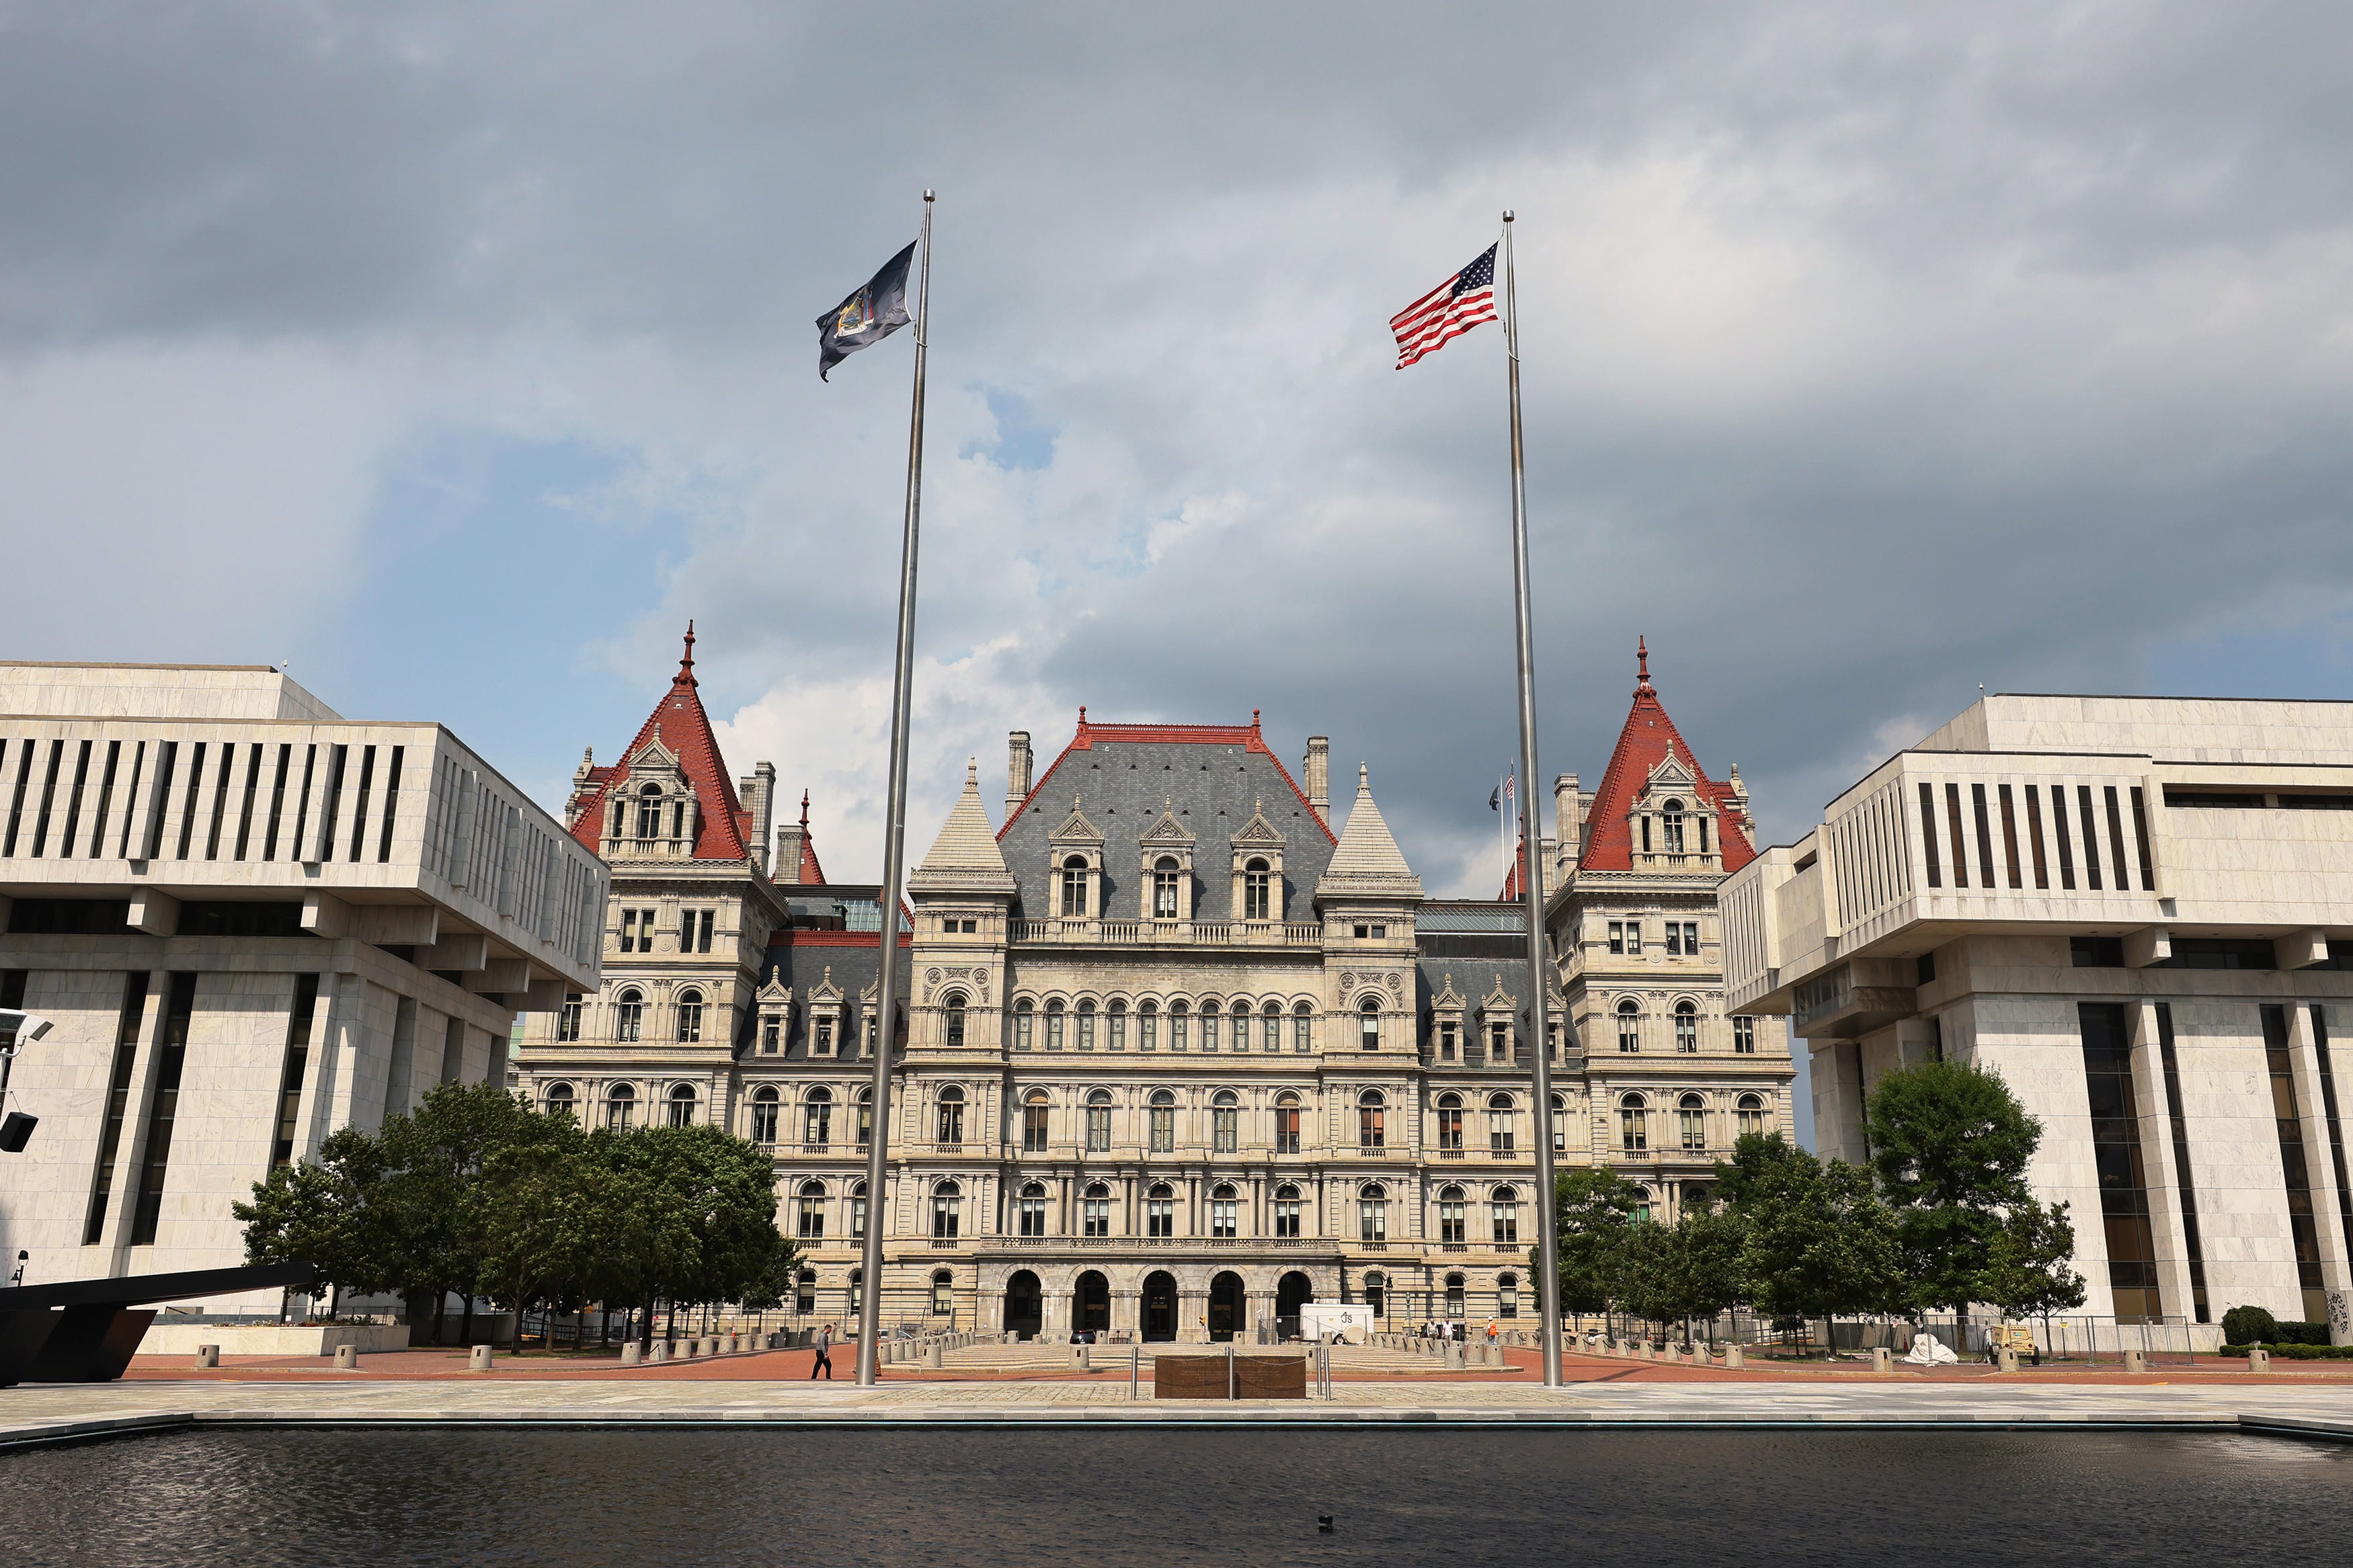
911,758,1018,893
1316,763,1422,898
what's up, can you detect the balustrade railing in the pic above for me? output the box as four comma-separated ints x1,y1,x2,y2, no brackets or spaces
1010,917,1326,947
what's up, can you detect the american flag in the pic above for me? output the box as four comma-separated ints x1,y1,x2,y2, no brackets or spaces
1390,242,1498,368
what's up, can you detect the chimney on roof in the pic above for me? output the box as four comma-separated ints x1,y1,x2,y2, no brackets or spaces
1304,737,1330,823
742,761,776,876
1554,774,1580,878
1006,731,1033,820
775,805,809,887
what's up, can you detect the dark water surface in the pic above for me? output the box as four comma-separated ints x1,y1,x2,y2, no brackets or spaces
3,1427,2348,1567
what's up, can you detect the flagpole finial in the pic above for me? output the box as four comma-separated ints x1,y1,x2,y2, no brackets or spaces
924,189,935,202
1636,635,1652,695
1503,209,1515,222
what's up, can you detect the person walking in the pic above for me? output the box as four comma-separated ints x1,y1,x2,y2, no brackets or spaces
810,1322,835,1380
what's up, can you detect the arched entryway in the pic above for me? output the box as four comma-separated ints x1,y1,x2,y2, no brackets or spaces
1207,1271,1246,1342
1074,1270,1111,1334
1142,1271,1178,1342
1004,1270,1043,1339
1275,1270,1314,1339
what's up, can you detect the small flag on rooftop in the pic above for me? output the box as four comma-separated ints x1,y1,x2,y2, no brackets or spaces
816,239,917,380
1389,241,1498,368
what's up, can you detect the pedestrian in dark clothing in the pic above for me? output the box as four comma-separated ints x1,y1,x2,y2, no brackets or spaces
811,1323,835,1379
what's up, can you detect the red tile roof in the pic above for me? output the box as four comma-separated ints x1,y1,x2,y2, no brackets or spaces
1578,638,1755,874
566,624,754,862
1001,707,1337,845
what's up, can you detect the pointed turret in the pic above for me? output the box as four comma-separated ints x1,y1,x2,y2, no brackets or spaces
911,759,1019,893
1317,764,1422,898
565,620,755,861
1579,638,1755,874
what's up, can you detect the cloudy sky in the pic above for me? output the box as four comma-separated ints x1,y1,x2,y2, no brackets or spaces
8,4,2352,1127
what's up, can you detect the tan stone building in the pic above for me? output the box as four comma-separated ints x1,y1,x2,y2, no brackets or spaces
1724,693,2353,1338
0,661,602,1308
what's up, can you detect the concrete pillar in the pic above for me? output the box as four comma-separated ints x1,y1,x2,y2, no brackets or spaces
1871,1346,1893,1374
2123,1348,2148,1374
2247,1346,2271,1372
2128,1001,2199,1321
333,1344,358,1369
194,1345,219,1370
1997,1346,2019,1373
621,1342,641,1366
469,1345,495,1372
1724,1344,1745,1370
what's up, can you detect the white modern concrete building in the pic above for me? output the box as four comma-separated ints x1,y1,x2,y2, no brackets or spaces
1723,694,2353,1339
0,662,606,1309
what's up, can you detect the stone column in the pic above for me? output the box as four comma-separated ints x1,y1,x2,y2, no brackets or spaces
2128,1000,2199,1322
1115,1290,1140,1339
1179,1288,1209,1343
2288,1005,2353,1313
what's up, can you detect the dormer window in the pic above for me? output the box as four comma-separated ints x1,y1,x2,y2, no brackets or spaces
1661,799,1685,853
1061,855,1089,917
635,785,662,840
1244,858,1271,921
1153,857,1181,919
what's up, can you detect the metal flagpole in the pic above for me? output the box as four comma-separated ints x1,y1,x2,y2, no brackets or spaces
1501,209,1564,1388
856,189,933,1385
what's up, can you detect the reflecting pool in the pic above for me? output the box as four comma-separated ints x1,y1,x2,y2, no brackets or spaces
3,1427,2347,1567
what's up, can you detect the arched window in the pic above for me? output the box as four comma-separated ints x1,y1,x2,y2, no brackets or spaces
1209,1182,1238,1239
847,1268,863,1315
1359,1183,1388,1243
1077,998,1097,1052
1435,1091,1463,1152
666,1083,696,1127
1357,1088,1386,1149
796,1267,817,1315
1230,999,1252,1053
936,1084,965,1145
616,988,644,1044
1108,998,1127,1052
1359,996,1381,1053
1619,1092,1648,1154
1680,1091,1707,1151
543,1082,575,1120
604,1082,636,1130
1212,1089,1239,1153
1439,1184,1466,1243
1273,1182,1302,1237
1497,1270,1520,1319
850,1178,868,1240
1293,1000,1313,1054
1021,1088,1050,1153
635,784,662,840
1199,997,1222,1053
797,1180,826,1239
1148,1087,1176,1153
1018,1180,1047,1237
1085,1089,1113,1152
1261,999,1281,1053
1490,1185,1520,1245
1153,856,1181,919
1139,999,1159,1053
1487,1091,1515,1154
1146,1180,1175,1237
944,992,967,1050
1170,999,1189,1052
1275,1089,1302,1154
1082,1180,1111,1237
931,1268,955,1317
1737,1092,1768,1140
1616,998,1640,1054
803,1085,832,1147
930,1181,961,1240
750,1085,779,1145
1675,1000,1698,1054
856,1087,873,1149
1244,856,1271,921
675,989,703,1044
1014,998,1034,1053
1365,1270,1387,1317
1550,1091,1568,1153
1445,1272,1466,1319
1061,854,1089,917
1661,798,1685,853
1045,999,1066,1051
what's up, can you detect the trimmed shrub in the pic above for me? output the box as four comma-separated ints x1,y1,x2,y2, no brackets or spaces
2221,1305,2278,1346
2274,1320,2331,1347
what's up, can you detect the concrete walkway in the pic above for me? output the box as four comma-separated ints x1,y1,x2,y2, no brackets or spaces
5,1372,2350,1450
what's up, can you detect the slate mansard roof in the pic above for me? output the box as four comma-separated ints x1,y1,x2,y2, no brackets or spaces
996,713,1337,918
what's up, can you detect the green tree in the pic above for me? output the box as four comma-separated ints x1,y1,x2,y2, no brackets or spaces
592,1122,797,1346
1539,1167,1645,1321
378,1082,570,1345
1864,1059,2042,1315
1720,1133,1905,1352
233,1123,400,1309
1977,1198,2086,1341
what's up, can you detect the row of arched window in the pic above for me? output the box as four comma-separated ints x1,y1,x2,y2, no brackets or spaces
980,994,1335,1054
577,986,709,1046
1614,1090,1771,1154
542,1079,705,1130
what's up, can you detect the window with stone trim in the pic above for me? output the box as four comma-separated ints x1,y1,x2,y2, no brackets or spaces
1736,1093,1767,1140
1019,1182,1047,1237
1435,1092,1464,1151
803,1087,832,1147
1153,856,1181,919
557,995,582,1042
676,989,704,1044
1084,1182,1111,1238
1616,999,1640,1053
666,1084,696,1127
605,1083,635,1130
1086,1090,1113,1151
1359,1184,1388,1242
1213,1090,1239,1153
1357,1089,1386,1149
1733,1015,1757,1055
1674,1001,1698,1054
930,1184,961,1241
1210,1183,1239,1240
1061,855,1088,917
616,989,644,1043
1273,1183,1302,1238
1023,1091,1049,1152
944,993,967,1049
1244,858,1271,921
797,1180,826,1239
1046,999,1066,1051
931,1269,954,1315
1147,1182,1176,1237
1487,1092,1515,1153
1275,1093,1302,1154
750,1086,779,1145
1149,1089,1176,1153
1439,1184,1466,1243
1014,999,1033,1052
1619,1093,1648,1154
1359,997,1381,1052
1679,1092,1706,1151
1491,1186,1520,1245
1293,1001,1312,1053
936,1085,965,1145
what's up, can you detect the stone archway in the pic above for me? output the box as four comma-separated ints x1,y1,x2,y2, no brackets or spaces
1207,1271,1247,1342
1074,1270,1111,1334
1142,1271,1179,1342
1004,1270,1043,1339
1275,1270,1314,1337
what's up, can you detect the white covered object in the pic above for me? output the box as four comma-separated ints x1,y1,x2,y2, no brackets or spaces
1904,1333,1960,1365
